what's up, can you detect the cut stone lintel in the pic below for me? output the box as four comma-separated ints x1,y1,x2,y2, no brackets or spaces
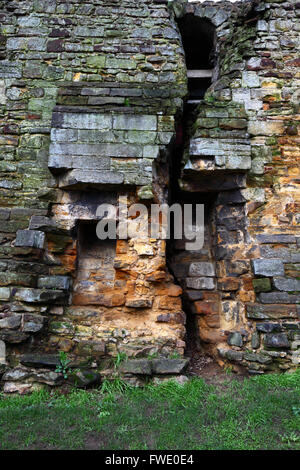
187,69,213,78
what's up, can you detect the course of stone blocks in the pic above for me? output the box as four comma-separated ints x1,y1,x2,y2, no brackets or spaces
0,0,299,392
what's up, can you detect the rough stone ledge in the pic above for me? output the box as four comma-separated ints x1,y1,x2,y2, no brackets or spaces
120,358,190,376
246,303,300,320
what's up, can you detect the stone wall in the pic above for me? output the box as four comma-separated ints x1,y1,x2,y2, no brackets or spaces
0,0,299,392
173,0,300,374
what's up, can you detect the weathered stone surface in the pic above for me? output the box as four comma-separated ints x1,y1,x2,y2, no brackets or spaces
260,293,299,304
273,277,300,292
218,348,244,362
151,358,189,375
256,235,297,244
244,353,272,365
190,138,251,157
125,298,153,308
55,113,112,130
264,334,290,349
13,288,66,304
37,276,71,291
59,169,124,188
20,354,60,368
0,0,299,382
246,304,299,320
248,121,285,136
0,287,11,301
186,277,215,290
252,259,285,277
189,262,215,277
2,367,30,382
251,332,260,350
253,278,271,293
227,332,243,347
0,315,21,330
0,340,6,364
67,369,101,388
113,115,157,131
256,323,281,333
120,359,152,375
15,230,45,249
3,382,33,394
49,154,111,171
0,331,29,344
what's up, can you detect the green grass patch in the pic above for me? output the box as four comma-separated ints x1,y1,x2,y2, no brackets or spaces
0,370,300,450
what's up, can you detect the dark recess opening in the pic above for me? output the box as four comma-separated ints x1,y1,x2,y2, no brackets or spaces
73,221,116,306
165,14,218,368
178,14,215,100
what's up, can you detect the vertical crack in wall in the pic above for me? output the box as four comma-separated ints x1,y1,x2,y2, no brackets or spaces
164,11,218,366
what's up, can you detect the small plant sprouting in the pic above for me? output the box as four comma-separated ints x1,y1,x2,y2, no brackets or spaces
124,97,131,107
169,352,181,359
55,351,72,379
113,352,128,369
147,352,159,359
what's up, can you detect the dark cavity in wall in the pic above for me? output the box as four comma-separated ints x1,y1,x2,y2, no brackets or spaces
177,14,216,102
166,14,217,359
73,221,116,306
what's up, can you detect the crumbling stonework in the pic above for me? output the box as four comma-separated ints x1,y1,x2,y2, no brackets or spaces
0,0,299,392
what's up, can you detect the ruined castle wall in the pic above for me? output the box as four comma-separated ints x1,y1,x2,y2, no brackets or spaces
175,0,300,373
0,0,299,392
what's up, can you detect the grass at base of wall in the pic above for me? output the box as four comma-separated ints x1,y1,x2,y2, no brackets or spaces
0,371,300,450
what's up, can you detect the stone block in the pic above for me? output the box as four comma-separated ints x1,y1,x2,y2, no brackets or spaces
225,155,252,170
113,115,157,131
264,333,290,349
0,315,21,330
227,332,243,347
29,216,57,232
0,287,10,301
0,340,6,364
50,128,77,142
244,352,272,364
256,234,296,244
86,56,106,68
259,292,299,304
120,359,152,375
15,230,45,249
125,298,153,308
23,314,45,333
248,121,285,136
38,276,71,291
252,278,271,293
193,301,219,315
20,354,60,368
273,277,300,292
58,169,124,188
190,138,251,157
67,370,101,388
225,349,244,362
246,303,299,320
252,259,284,277
184,290,204,301
256,323,281,333
251,332,260,349
57,113,112,130
242,71,260,88
13,288,66,304
0,331,29,344
49,154,111,171
0,61,22,78
186,277,215,290
189,262,215,277
151,358,189,375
